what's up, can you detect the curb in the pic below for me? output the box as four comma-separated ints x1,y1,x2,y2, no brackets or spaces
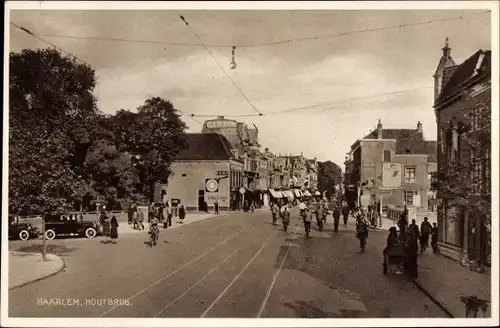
412,279,455,318
9,253,66,291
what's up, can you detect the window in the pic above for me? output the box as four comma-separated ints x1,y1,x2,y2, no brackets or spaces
383,150,391,162
404,191,414,206
404,167,416,183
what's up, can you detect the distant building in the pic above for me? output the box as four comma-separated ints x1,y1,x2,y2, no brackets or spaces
344,120,437,210
159,133,244,212
433,40,491,264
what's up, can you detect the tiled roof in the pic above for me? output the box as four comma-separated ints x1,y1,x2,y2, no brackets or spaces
437,50,491,105
364,129,437,162
175,133,233,161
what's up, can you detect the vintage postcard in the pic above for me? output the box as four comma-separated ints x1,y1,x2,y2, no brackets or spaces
2,1,498,327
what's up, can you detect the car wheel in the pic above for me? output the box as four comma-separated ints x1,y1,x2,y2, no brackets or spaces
19,230,30,241
85,227,97,239
45,229,56,240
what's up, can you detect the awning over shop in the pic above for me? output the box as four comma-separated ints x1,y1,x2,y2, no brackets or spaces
303,190,312,197
268,189,282,198
293,189,302,198
281,190,294,199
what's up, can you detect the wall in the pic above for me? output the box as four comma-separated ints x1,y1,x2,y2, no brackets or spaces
162,160,231,211
436,81,491,250
392,154,429,209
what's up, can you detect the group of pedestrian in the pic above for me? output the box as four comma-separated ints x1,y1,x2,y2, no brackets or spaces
97,207,119,244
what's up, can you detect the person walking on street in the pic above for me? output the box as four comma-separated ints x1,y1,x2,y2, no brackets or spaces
109,216,119,244
408,219,420,253
100,208,110,237
420,217,432,253
214,199,219,215
397,209,408,237
303,207,313,238
136,208,145,231
431,223,439,253
341,205,349,226
179,205,186,223
356,216,369,253
332,206,341,232
271,203,279,225
282,206,290,232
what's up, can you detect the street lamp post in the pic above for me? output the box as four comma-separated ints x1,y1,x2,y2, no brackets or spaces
42,216,47,261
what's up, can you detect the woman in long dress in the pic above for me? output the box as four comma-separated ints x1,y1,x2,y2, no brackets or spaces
110,216,119,243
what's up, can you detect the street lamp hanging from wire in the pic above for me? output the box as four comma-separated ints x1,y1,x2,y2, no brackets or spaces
229,46,237,70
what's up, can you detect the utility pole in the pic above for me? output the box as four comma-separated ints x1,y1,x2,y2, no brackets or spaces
42,216,47,261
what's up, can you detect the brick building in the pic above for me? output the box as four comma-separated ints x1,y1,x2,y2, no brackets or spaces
344,120,437,210
433,40,491,265
159,133,244,212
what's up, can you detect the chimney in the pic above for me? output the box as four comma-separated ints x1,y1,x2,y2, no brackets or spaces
417,121,423,133
301,152,303,157
217,116,224,120
265,148,269,153
377,119,383,139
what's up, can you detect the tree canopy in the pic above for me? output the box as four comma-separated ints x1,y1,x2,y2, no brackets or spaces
318,161,342,197
9,49,187,215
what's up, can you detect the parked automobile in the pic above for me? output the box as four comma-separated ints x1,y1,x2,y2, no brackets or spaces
43,213,98,240
8,215,40,241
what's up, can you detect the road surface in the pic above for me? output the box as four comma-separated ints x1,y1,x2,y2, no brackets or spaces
9,209,447,318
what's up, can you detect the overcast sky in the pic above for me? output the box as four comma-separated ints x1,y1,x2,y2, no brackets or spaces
8,6,491,167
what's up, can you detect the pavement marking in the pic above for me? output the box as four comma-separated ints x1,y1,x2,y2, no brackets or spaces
154,246,243,317
257,219,300,318
200,232,277,318
99,231,241,317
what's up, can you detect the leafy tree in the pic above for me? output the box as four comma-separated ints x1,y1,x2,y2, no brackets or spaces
9,49,98,215
108,98,188,202
318,161,342,198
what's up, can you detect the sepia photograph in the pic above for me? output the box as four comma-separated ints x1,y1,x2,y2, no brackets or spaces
2,1,498,327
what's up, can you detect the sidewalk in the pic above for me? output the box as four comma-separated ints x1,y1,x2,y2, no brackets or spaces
415,251,491,318
118,211,228,235
9,251,65,290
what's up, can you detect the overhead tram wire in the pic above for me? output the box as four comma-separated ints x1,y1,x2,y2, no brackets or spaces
176,11,263,117
189,85,433,118
10,22,92,67
28,10,489,49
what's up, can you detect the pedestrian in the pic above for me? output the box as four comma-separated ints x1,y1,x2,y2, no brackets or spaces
281,206,290,232
332,206,341,232
431,222,438,253
397,210,408,236
100,208,110,237
179,205,186,223
214,199,219,215
128,202,136,225
136,208,144,230
408,219,420,252
271,203,279,225
356,216,369,253
341,205,349,226
420,217,432,253
204,200,208,213
303,207,313,238
132,209,139,230
109,216,119,243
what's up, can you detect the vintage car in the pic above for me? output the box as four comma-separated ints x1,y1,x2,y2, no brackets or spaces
8,215,40,241
43,213,98,240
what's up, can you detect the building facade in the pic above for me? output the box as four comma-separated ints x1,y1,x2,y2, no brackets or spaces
344,120,437,210
433,41,491,265
159,133,244,212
